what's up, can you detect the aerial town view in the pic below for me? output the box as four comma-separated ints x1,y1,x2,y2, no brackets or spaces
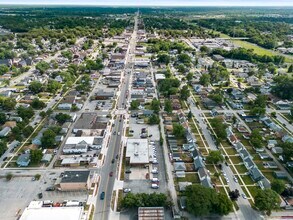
0,1,292,220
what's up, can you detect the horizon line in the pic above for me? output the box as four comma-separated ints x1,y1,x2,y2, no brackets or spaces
1,4,293,7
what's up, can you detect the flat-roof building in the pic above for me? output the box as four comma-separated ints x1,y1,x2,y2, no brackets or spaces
126,139,150,165
19,201,84,220
58,170,91,191
138,207,165,220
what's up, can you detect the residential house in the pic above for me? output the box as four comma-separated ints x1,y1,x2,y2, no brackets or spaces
17,153,30,167
178,182,192,192
174,162,187,171
271,147,283,154
0,127,11,137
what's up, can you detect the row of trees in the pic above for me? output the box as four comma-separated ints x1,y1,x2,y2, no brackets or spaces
121,193,170,209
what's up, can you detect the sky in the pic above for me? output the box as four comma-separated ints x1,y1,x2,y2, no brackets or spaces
1,0,293,6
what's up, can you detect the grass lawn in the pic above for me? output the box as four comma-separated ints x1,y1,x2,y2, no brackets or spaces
262,171,278,182
230,156,243,165
234,164,248,174
225,148,238,155
240,175,255,185
247,186,260,198
205,164,216,174
177,173,200,183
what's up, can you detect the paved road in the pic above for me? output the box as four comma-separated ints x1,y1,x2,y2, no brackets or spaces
94,14,138,220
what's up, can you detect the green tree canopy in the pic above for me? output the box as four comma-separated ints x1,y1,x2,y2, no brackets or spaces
199,74,211,86
173,123,185,139
250,129,263,149
254,189,281,216
30,149,43,164
271,180,286,194
29,81,43,94
164,100,172,113
206,150,224,164
41,129,57,148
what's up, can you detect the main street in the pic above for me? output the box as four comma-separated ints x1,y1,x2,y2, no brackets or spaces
94,13,138,220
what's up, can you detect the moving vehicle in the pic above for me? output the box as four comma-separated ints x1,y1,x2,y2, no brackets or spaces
117,132,120,136
111,159,115,163
116,154,119,159
109,171,113,177
46,187,55,191
242,194,247,199
100,192,105,200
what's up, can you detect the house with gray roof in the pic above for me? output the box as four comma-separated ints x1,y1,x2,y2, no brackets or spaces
174,162,186,171
17,153,30,167
249,167,264,182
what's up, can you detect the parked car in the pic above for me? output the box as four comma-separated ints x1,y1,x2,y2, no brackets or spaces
123,188,131,193
125,170,131,174
151,184,159,189
242,194,247,199
151,169,158,174
100,192,105,200
109,171,113,177
111,159,115,163
38,193,43,199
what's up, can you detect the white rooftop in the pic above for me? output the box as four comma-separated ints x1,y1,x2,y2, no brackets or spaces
65,137,95,145
20,201,84,220
126,139,149,164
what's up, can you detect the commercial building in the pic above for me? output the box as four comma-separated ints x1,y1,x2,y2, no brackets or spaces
57,170,91,191
19,201,84,220
126,139,150,166
73,113,108,134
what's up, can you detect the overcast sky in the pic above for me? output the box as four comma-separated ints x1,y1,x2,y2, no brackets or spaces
1,0,293,6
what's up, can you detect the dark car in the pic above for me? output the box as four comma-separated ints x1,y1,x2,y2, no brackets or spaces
3,157,7,161
109,171,113,177
38,193,43,199
225,162,229,166
100,192,105,200
116,154,119,159
125,170,131,174
111,159,115,163
46,187,55,191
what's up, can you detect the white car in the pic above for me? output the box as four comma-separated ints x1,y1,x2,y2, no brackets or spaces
123,188,131,193
151,169,158,174
242,194,247,199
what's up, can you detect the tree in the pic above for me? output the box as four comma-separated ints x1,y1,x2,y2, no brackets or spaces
157,53,170,64
271,75,293,100
208,94,223,104
30,149,43,164
210,118,227,140
250,129,263,149
55,113,71,124
0,112,6,124
200,45,210,54
180,85,190,101
29,81,43,94
121,193,169,209
185,184,216,216
31,98,46,109
41,129,57,148
17,106,34,120
0,64,9,75
36,61,50,74
173,123,185,139
0,141,7,157
288,64,293,73
279,142,293,161
216,193,233,216
250,94,267,116
150,99,160,114
206,150,224,164
199,74,211,86
271,180,286,194
23,125,34,138
229,189,240,201
187,111,192,119
148,114,160,125
130,100,140,110
39,111,46,118
254,189,280,216
0,97,16,110
185,184,232,217
5,172,13,181
46,80,61,94
164,100,172,113
186,72,194,82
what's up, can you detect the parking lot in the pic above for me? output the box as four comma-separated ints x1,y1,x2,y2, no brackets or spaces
0,177,44,220
0,171,89,220
128,116,160,141
123,141,167,194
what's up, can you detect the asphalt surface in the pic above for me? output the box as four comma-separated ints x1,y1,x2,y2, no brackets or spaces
94,14,138,220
